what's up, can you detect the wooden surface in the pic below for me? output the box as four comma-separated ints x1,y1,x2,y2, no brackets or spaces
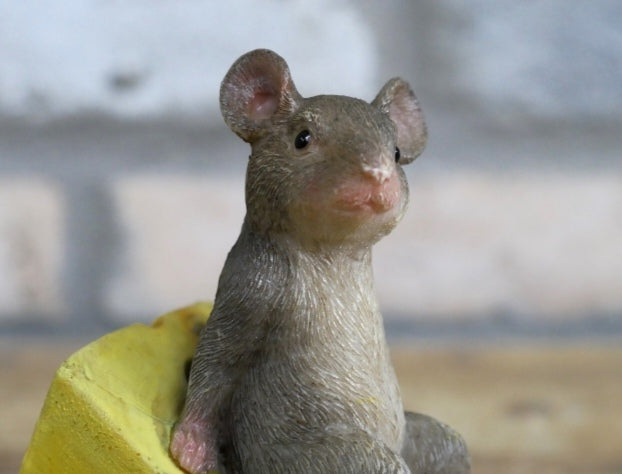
2,338,621,473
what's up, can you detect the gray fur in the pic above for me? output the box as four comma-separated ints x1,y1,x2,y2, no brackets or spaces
170,49,470,473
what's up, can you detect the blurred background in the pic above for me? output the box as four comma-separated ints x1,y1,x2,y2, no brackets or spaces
1,0,621,335
1,1,622,472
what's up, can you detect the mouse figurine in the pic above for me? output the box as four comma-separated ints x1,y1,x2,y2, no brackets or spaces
170,49,470,474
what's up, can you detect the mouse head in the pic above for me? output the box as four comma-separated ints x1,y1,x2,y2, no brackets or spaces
220,49,426,249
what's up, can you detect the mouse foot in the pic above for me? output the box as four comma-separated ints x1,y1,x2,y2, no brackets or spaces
170,418,217,473
401,411,471,474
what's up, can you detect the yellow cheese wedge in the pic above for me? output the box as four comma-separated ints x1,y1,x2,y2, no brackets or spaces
20,302,212,474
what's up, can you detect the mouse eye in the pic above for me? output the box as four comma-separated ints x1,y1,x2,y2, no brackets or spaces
294,130,311,149
394,146,401,163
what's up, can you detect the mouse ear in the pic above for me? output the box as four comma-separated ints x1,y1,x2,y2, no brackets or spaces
372,78,427,164
220,49,302,143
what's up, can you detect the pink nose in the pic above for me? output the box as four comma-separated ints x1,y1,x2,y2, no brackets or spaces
333,167,401,214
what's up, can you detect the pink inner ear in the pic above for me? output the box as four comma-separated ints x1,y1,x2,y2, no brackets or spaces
248,90,279,120
389,92,414,130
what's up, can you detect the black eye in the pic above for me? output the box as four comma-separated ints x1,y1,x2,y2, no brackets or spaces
295,130,311,149
394,146,401,163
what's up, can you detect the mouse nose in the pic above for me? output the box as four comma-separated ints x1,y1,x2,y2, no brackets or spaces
362,163,393,183
360,148,395,184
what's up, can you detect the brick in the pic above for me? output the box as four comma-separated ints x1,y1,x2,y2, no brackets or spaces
375,173,622,321
105,175,244,322
423,2,622,120
0,179,65,320
2,2,375,119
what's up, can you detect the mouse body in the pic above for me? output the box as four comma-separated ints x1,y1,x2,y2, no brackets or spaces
170,49,470,474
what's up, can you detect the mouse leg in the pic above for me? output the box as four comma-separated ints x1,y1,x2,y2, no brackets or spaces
169,356,222,473
401,411,471,474
170,310,252,473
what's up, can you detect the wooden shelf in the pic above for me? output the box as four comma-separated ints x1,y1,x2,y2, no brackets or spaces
392,343,622,474
3,339,621,473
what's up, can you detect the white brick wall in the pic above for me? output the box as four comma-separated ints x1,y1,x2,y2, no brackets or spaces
1,1,621,334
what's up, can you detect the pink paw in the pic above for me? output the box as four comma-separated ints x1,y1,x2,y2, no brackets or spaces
170,420,217,473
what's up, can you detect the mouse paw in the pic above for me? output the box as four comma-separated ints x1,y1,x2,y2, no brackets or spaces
170,420,217,473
